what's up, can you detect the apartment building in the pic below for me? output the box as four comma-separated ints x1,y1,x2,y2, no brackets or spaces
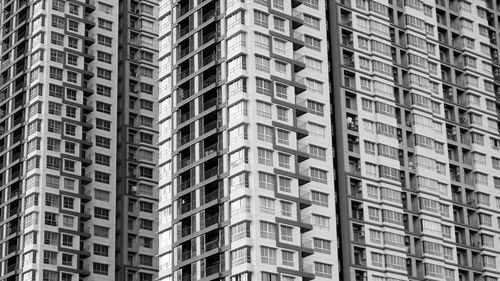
157,0,338,280
0,0,158,280
330,0,500,281
115,0,159,281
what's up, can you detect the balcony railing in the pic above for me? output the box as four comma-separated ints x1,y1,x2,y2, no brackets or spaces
205,213,219,226
204,166,218,179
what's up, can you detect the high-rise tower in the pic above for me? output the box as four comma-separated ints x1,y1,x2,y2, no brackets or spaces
116,0,159,280
329,1,500,281
157,0,338,280
0,0,158,280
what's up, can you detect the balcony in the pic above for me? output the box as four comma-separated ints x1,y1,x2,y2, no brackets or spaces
205,238,219,252
181,250,191,261
202,30,216,45
203,120,218,134
200,9,216,25
181,226,192,238
204,166,218,180
205,263,220,276
205,213,219,227
204,189,219,204
179,179,193,193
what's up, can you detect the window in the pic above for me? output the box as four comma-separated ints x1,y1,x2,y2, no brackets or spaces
278,153,291,169
94,207,110,220
98,18,113,30
280,201,292,217
259,197,275,214
258,172,274,190
63,215,74,227
67,71,78,83
87,140,104,154
310,145,327,161
46,156,61,170
275,61,287,74
95,189,110,202
65,124,76,136
256,77,272,95
47,138,60,152
52,0,64,11
45,212,58,226
99,2,113,14
282,250,294,266
255,55,270,72
98,35,112,47
261,246,277,265
311,167,327,183
68,20,79,32
62,254,73,266
50,49,64,63
49,67,63,80
62,234,73,247
304,14,320,29
69,3,79,15
257,124,273,142
274,17,285,32
305,35,321,51
279,176,292,193
277,129,289,145
276,106,289,122
257,148,273,166
368,206,380,221
254,11,268,28
94,244,109,256
97,51,112,64
256,101,271,118
97,84,112,97
231,247,250,267
315,262,333,278
273,38,286,55
308,100,324,116
260,221,276,239
65,106,76,118
45,193,60,207
313,238,331,254
313,214,329,229
96,118,111,131
43,250,57,265
94,226,109,238
308,122,325,137
43,270,58,281
231,221,250,241
68,37,79,49
311,191,328,207
93,263,109,275
273,0,284,10
275,83,287,99
97,67,112,80
255,33,269,49
96,101,111,114
62,197,74,209
95,153,110,166
66,54,78,66
139,219,153,230
44,231,59,245
306,78,323,93
305,57,322,72
52,15,65,29
304,0,319,9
